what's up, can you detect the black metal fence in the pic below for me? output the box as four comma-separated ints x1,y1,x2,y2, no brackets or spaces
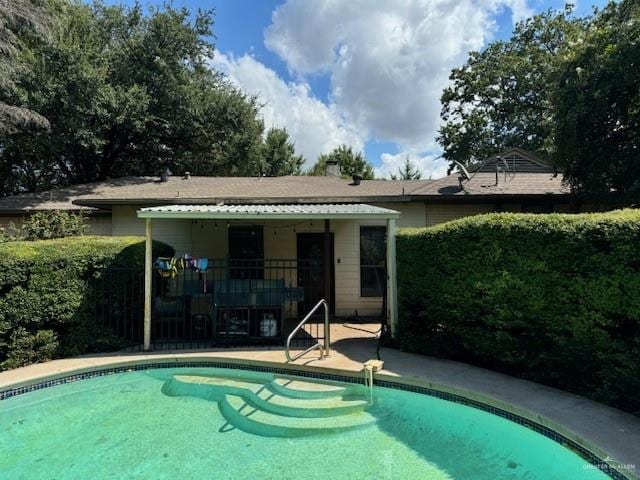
152,258,326,349
95,259,328,351
92,267,145,348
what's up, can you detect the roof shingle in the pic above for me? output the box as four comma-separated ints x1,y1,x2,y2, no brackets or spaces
410,171,569,197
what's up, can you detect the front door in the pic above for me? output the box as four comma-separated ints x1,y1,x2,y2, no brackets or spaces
297,233,335,315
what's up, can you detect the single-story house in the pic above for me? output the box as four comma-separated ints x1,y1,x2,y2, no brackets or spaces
0,148,582,349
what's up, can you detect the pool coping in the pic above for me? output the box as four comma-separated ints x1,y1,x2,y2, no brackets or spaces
0,355,635,480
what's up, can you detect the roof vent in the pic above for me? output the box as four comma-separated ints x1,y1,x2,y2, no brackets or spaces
160,167,172,183
351,174,363,186
325,160,340,177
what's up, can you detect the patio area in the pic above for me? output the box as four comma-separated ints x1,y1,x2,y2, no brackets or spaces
136,203,400,351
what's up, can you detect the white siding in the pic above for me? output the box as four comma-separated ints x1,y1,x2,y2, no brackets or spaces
112,206,228,256
333,219,385,317
425,203,494,226
374,202,426,228
87,215,112,235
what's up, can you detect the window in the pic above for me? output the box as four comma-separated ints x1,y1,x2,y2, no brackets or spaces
360,226,386,297
228,226,264,279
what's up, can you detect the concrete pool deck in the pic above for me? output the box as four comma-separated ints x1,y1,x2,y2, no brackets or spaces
0,323,638,478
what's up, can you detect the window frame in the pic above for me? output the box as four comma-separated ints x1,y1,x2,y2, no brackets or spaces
228,225,264,279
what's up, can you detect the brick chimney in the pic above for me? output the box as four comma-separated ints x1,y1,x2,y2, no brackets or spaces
325,160,340,177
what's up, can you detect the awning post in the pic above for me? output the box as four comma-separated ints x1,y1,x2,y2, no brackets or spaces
144,218,153,351
386,218,398,337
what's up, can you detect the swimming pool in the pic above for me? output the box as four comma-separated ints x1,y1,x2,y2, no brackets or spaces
0,366,614,479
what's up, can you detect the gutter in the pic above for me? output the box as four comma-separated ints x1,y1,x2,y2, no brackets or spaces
408,193,574,204
0,207,108,215
73,195,414,208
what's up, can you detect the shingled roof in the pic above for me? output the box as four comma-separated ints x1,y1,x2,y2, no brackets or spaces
71,176,428,207
0,176,428,212
410,172,568,197
0,149,572,213
410,148,569,199
0,187,100,213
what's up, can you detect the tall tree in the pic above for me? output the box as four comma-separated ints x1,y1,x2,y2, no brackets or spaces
308,144,375,179
390,156,421,180
553,0,640,204
438,6,583,167
0,1,264,195
0,0,50,133
259,127,304,176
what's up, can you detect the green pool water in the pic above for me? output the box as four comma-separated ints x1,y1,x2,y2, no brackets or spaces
0,367,609,480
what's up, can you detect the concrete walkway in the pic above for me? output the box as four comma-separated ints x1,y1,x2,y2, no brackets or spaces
1,323,638,477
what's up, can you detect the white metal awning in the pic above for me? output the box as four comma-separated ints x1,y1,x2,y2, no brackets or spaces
137,203,400,220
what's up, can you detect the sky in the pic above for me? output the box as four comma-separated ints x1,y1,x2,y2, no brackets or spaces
109,0,609,179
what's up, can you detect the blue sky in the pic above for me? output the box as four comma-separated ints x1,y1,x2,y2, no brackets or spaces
108,0,609,178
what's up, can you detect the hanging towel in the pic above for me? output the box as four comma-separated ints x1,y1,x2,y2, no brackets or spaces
154,257,185,278
195,258,208,272
195,258,209,293
183,254,196,269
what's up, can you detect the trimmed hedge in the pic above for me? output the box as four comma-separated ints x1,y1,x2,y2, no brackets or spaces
0,236,173,370
397,209,640,415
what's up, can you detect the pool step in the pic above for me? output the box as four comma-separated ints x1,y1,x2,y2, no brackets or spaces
267,377,363,399
164,375,367,418
219,394,376,438
255,388,367,418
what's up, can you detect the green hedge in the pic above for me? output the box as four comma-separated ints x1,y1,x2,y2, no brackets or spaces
397,209,640,415
0,236,173,370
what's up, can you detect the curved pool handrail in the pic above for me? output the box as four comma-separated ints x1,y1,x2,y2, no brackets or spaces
285,299,329,362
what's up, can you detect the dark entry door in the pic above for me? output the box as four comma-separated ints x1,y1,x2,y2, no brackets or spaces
297,233,335,315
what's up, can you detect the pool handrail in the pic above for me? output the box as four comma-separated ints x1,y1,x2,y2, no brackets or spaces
285,299,330,362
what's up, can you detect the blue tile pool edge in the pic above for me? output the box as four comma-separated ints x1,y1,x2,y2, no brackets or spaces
0,360,632,480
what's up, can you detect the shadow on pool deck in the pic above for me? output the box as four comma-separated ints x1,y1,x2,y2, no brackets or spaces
0,322,638,476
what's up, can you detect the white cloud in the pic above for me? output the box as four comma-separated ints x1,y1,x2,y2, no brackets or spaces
493,0,533,22
376,151,449,180
211,52,364,166
211,0,534,178
265,0,532,152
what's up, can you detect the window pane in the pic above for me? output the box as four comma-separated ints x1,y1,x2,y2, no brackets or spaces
360,227,385,265
360,266,385,297
360,226,386,297
229,226,264,279
229,226,264,258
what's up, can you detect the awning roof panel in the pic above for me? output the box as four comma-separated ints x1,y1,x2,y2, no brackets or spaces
137,203,400,220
